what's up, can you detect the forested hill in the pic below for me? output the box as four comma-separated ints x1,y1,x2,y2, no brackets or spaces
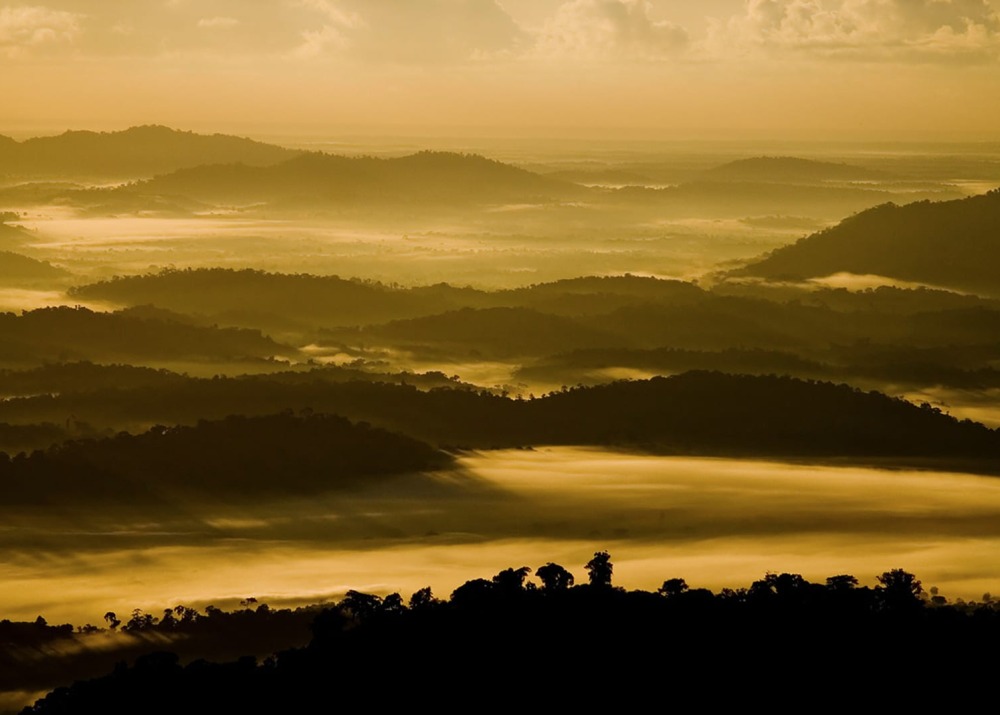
0,306,287,366
0,125,298,177
134,151,584,205
0,252,69,284
0,412,453,505
3,372,997,468
735,189,1000,295
68,269,703,329
0,219,30,250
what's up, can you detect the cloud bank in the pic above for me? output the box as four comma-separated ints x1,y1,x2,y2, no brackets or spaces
0,4,80,57
3,0,998,64
709,0,1000,62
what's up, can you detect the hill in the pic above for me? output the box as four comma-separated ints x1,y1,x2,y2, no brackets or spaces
0,251,70,285
607,180,959,219
134,151,583,206
0,218,31,251
68,268,483,330
68,270,702,331
0,306,288,368
735,189,1000,295
0,125,298,178
0,412,453,506
704,156,886,183
1,372,996,469
334,307,620,358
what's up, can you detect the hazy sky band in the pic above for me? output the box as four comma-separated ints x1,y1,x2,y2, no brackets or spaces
2,0,999,139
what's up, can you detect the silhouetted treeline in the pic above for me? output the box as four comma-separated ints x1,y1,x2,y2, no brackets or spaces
0,412,452,506
20,555,1000,712
0,422,77,456
0,362,188,397
1,603,318,703
737,188,1000,294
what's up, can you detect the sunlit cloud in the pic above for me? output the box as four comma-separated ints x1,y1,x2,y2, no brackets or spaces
294,0,527,63
0,4,81,57
707,0,1000,62
533,0,690,61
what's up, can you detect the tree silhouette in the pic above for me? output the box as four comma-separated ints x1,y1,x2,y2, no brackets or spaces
585,551,613,588
826,574,859,592
536,562,574,591
876,568,923,609
409,587,437,610
492,566,532,594
659,578,689,598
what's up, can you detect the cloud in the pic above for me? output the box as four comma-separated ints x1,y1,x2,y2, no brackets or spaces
0,4,81,57
534,0,690,60
295,0,527,63
710,0,1000,62
197,16,240,30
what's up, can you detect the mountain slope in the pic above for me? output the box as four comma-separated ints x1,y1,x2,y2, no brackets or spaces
0,252,70,284
735,190,1000,294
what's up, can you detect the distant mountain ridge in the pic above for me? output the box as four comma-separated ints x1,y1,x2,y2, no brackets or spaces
735,189,1000,295
135,150,583,206
705,156,886,182
0,125,298,177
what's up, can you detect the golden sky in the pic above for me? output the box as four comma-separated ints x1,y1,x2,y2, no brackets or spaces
2,0,999,139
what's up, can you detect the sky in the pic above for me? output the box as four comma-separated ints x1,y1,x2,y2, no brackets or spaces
1,0,1000,140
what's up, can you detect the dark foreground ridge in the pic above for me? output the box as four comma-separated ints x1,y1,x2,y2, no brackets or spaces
16,553,1000,712
0,412,452,505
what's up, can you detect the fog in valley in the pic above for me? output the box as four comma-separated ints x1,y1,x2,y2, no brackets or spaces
4,0,1000,708
6,448,1000,626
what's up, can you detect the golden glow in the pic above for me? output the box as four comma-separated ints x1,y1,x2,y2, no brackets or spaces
5,449,1000,624
2,1,999,140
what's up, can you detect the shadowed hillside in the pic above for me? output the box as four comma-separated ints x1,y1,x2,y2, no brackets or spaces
0,307,289,367
329,307,620,358
68,270,705,333
0,253,69,285
0,372,995,470
735,189,1000,294
0,218,31,251
68,268,486,330
0,412,453,506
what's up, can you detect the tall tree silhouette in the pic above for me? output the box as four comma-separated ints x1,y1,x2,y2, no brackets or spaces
585,551,613,588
